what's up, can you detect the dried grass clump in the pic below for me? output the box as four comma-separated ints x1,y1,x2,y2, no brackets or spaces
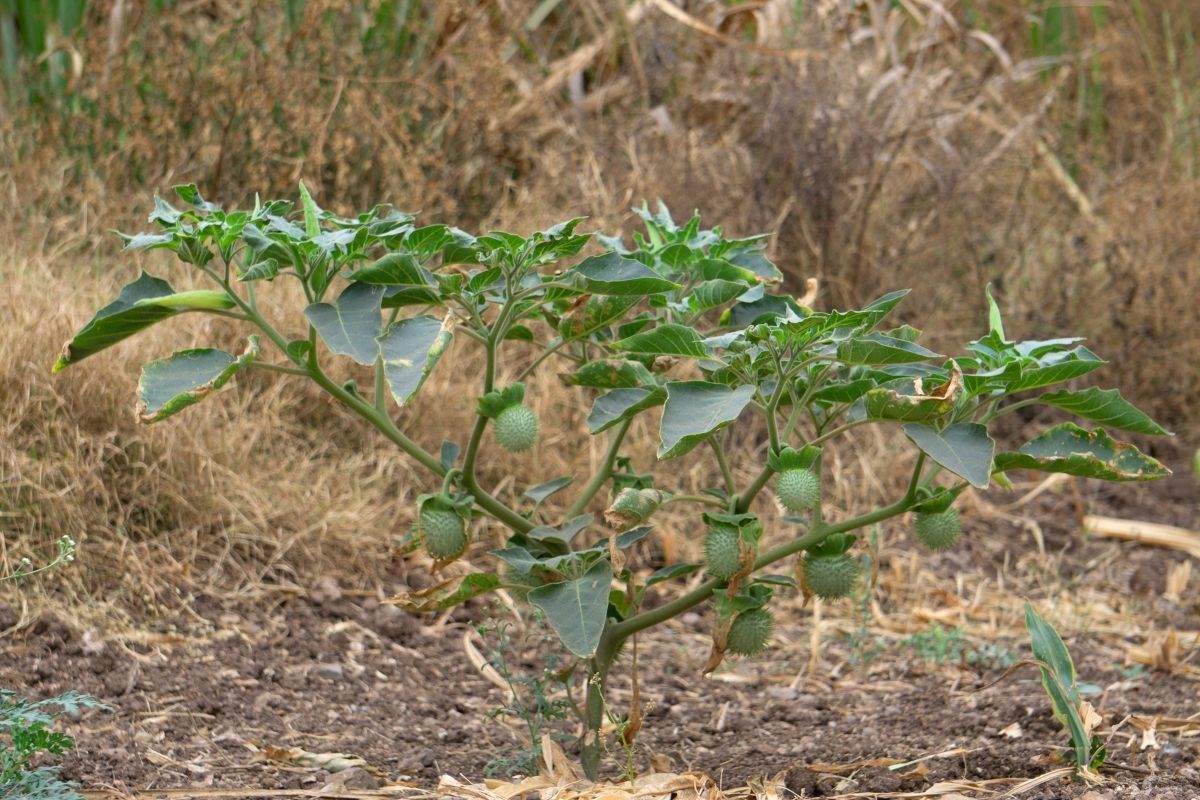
1,1,1197,608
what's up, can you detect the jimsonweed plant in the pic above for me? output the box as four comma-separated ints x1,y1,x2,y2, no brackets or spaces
54,186,1171,778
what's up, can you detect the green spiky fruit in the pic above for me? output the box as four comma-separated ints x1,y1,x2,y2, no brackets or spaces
704,523,742,580
419,507,468,560
726,608,774,655
494,404,539,453
802,553,859,600
775,468,821,512
915,508,961,552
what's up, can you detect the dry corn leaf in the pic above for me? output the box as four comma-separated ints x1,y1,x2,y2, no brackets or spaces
806,756,901,774
1165,560,1192,601
260,747,372,774
1084,515,1200,558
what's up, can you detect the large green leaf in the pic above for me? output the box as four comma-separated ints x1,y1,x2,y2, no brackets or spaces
378,315,454,405
565,252,680,295
53,272,179,371
614,324,710,359
1037,387,1169,436
658,381,756,459
838,333,940,366
994,423,1170,481
903,423,995,488
346,253,439,307
136,337,260,423
587,387,667,434
304,283,385,365
1008,346,1106,392
527,559,614,658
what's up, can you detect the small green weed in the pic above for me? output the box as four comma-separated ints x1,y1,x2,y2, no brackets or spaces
477,619,575,777
903,624,1016,668
0,690,108,800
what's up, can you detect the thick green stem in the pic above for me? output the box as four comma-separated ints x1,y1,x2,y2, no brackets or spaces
709,437,737,500
735,462,775,513
566,419,632,518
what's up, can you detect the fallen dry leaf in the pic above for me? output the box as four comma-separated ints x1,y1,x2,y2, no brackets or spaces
998,722,1023,739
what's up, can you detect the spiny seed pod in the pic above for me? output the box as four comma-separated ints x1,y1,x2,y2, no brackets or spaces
726,608,774,655
419,507,468,561
915,508,961,552
493,404,539,453
704,523,742,580
802,553,860,600
775,468,821,512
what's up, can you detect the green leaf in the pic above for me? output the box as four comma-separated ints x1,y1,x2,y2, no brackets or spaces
528,559,614,658
378,315,454,405
659,381,756,459
298,181,321,239
1037,388,1170,436
239,257,280,282
565,251,680,295
559,296,640,341
994,423,1170,482
984,284,1006,341
136,337,259,423
587,387,667,434
646,563,701,586
614,324,710,359
347,253,432,286
561,360,655,389
524,477,575,505
721,293,802,327
118,232,174,251
903,423,996,488
687,279,749,312
811,379,876,405
304,283,384,365
862,378,956,422
727,250,782,282
838,333,940,366
53,272,179,372
1024,603,1093,772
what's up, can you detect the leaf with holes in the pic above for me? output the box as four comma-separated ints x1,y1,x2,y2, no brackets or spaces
378,315,454,405
994,423,1170,481
136,338,259,423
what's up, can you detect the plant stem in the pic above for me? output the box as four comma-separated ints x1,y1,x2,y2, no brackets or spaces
566,419,632,518
663,494,726,509
247,362,308,377
735,462,775,513
605,454,927,646
708,437,737,500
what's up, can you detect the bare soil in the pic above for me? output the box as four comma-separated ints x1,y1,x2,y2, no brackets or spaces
2,472,1198,799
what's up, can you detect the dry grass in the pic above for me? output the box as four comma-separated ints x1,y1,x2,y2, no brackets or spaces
1,0,1197,617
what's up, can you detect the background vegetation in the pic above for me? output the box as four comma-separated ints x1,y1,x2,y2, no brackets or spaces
1,0,1196,616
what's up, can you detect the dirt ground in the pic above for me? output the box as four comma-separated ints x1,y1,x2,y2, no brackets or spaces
2,472,1198,800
